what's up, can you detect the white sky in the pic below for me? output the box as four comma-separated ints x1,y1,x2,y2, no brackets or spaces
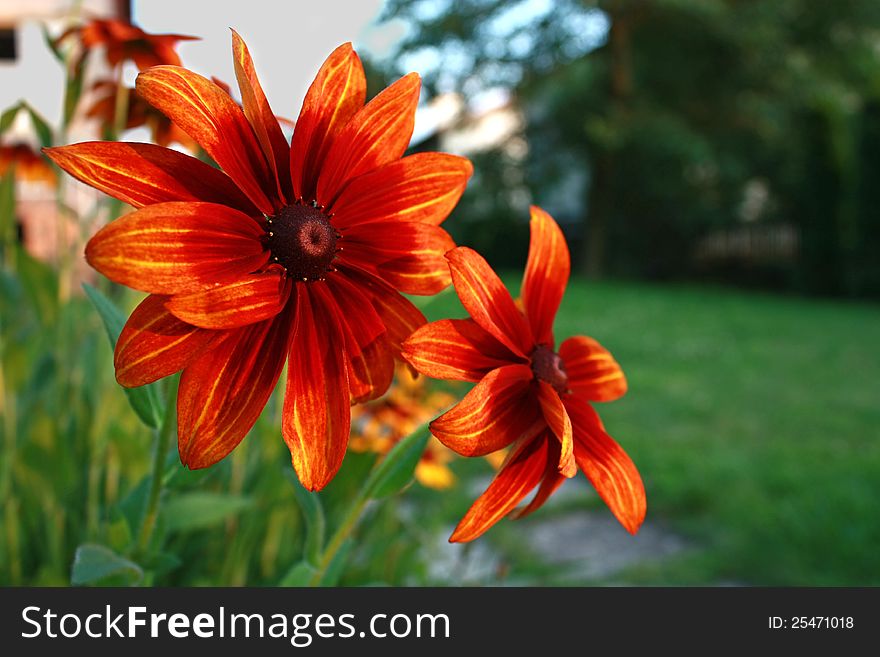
132,0,402,118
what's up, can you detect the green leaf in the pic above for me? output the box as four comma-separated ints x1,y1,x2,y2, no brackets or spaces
319,539,353,586
63,52,88,128
363,423,431,499
82,282,164,428
71,544,143,586
22,102,54,149
0,169,15,257
288,474,325,566
41,24,65,63
13,245,58,325
161,492,252,533
117,475,151,539
0,103,21,135
278,561,318,586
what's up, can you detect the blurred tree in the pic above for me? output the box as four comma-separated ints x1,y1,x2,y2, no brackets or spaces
380,0,880,296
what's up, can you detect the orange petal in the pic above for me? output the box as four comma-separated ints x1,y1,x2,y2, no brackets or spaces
178,309,292,469
445,247,534,357
512,436,567,518
85,202,268,295
338,220,454,295
136,65,276,214
317,73,420,205
165,272,291,329
331,152,473,229
346,332,394,404
559,335,627,402
449,437,550,543
231,30,292,204
282,285,351,491
325,275,393,403
402,318,519,382
565,397,646,534
521,206,569,346
290,43,366,201
44,142,260,216
338,263,426,357
114,294,222,387
535,381,576,477
430,364,541,456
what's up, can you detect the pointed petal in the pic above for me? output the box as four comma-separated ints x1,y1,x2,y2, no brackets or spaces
521,206,570,346
317,73,420,204
449,437,550,543
445,246,533,357
282,285,351,491
402,318,519,382
178,309,292,468
165,271,290,329
85,202,268,295
565,397,646,534
324,274,386,352
338,220,454,295
430,364,541,457
512,436,567,518
136,65,276,214
325,275,393,403
560,335,627,402
331,152,473,229
290,43,366,201
346,332,394,404
535,382,576,477
337,263,426,356
231,29,292,204
114,294,222,387
44,142,260,216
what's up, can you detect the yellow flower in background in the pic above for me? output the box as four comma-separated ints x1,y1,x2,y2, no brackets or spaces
350,364,459,490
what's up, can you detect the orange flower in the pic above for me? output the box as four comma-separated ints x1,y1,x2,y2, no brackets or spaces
56,18,198,70
46,31,471,491
85,80,197,150
350,364,458,489
0,143,56,186
403,206,645,542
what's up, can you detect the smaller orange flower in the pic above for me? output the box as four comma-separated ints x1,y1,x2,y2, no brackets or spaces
403,206,646,542
351,364,458,489
0,144,56,186
56,18,198,71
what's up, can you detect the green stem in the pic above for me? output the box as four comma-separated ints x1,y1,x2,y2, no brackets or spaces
306,421,432,586
308,494,370,586
135,377,177,558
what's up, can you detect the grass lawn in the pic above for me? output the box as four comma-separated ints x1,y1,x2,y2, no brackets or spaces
422,277,880,586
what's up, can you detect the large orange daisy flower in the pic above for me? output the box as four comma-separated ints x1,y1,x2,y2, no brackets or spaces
403,206,645,541
46,31,471,491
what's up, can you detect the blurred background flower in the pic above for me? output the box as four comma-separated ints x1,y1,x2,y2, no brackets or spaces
351,363,460,490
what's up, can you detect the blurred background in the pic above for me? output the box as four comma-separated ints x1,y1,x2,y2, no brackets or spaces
1,0,878,586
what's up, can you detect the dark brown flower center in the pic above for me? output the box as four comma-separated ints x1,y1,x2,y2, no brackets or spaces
531,344,569,394
266,202,339,281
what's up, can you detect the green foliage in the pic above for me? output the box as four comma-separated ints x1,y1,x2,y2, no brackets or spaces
289,478,325,566
161,493,253,533
82,283,164,429
0,101,54,147
363,423,431,499
71,544,143,586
